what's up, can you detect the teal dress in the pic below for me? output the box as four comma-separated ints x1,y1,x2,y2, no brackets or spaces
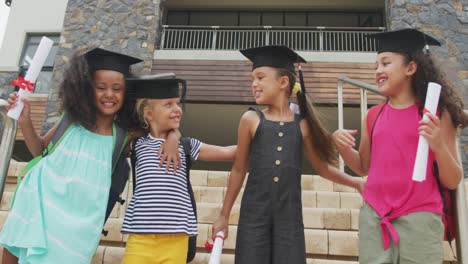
0,124,113,264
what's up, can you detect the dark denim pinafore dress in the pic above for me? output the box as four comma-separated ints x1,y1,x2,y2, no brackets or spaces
235,108,306,264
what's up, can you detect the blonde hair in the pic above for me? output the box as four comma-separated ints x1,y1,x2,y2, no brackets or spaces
135,98,150,129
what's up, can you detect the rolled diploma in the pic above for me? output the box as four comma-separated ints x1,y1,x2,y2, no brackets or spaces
7,36,54,120
208,231,225,264
412,82,442,182
290,102,300,114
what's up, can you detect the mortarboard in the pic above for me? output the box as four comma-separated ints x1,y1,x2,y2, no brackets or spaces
366,28,441,54
85,48,143,76
240,45,309,116
240,45,306,73
126,75,187,101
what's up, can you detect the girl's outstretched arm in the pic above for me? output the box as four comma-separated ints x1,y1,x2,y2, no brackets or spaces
7,92,55,156
332,113,371,176
159,129,182,172
198,144,236,161
212,111,258,240
420,111,462,189
302,120,363,192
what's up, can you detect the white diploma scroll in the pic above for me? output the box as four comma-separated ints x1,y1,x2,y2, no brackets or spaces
208,231,225,264
7,36,54,120
290,102,300,114
411,82,442,182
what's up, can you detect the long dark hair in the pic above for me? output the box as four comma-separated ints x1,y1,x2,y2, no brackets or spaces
276,69,337,164
404,51,467,128
58,49,138,130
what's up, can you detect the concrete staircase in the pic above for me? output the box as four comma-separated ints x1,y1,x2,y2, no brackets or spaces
1,161,465,263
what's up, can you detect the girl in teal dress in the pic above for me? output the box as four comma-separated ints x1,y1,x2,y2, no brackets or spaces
0,48,143,264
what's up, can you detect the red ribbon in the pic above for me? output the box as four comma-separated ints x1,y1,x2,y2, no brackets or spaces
204,235,225,251
11,77,34,92
205,241,214,250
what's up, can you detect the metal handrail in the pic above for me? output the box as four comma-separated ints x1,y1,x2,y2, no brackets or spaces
160,25,384,52
337,76,385,171
0,99,17,202
336,76,468,262
455,139,468,263
163,25,386,31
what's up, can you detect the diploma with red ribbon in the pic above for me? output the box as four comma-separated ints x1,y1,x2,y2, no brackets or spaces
412,82,442,182
7,36,54,120
205,231,225,264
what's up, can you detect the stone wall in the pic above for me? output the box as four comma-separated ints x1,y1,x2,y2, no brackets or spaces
0,72,18,99
42,0,165,132
0,72,17,143
386,0,468,174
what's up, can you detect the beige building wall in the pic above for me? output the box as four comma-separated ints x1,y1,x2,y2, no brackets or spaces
0,0,68,72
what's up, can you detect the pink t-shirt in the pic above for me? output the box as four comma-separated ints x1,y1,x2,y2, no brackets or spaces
363,103,443,249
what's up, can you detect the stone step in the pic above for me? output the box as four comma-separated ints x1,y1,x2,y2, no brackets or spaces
99,220,360,257
0,204,458,262
97,219,456,262
6,161,359,193
7,161,468,194
99,205,360,244
196,202,360,230
192,186,364,209
195,223,358,257
0,187,364,213
91,246,124,264
190,170,358,192
0,208,456,262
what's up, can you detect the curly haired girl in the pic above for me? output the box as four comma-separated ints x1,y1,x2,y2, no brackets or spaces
333,28,467,264
0,48,142,264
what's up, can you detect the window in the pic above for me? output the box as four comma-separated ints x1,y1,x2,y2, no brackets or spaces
308,13,360,27
239,12,261,26
166,11,189,25
262,12,284,26
359,13,383,27
19,34,60,94
190,11,238,26
165,10,384,28
285,12,307,26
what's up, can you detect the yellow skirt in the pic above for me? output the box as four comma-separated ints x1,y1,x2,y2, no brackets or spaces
123,233,189,264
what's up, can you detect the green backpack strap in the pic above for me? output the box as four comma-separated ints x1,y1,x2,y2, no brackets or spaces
103,124,129,227
10,113,73,209
112,124,128,173
110,124,128,205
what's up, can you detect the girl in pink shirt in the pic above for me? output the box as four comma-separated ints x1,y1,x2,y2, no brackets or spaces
333,29,466,263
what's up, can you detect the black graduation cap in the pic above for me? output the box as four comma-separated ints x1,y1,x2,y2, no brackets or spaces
85,48,143,76
126,75,187,100
367,29,441,54
240,45,306,73
240,45,309,116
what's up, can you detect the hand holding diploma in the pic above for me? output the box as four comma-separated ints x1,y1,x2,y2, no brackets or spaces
7,36,54,120
412,82,442,182
205,231,225,264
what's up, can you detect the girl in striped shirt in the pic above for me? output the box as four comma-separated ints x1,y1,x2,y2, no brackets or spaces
121,77,236,264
